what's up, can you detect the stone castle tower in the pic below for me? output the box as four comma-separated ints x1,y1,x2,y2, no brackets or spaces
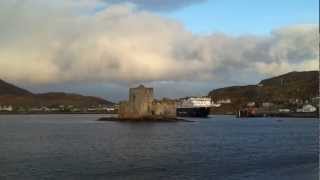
119,85,176,119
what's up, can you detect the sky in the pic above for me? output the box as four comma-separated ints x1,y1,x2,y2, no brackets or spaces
0,0,318,102
168,0,319,35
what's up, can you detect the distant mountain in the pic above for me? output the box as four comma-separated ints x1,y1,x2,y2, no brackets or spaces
0,80,114,107
36,93,113,107
0,79,32,96
208,71,319,113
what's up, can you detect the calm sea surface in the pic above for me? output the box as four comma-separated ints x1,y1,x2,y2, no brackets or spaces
0,114,318,180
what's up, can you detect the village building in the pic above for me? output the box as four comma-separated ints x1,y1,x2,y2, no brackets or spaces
211,102,222,107
30,106,50,112
297,104,317,113
278,108,291,113
119,85,176,119
262,102,274,108
247,102,256,107
0,105,13,112
217,99,232,104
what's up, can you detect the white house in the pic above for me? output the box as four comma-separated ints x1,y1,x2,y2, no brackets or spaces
211,103,222,107
0,105,13,112
217,99,232,104
279,109,290,113
262,102,274,108
247,102,256,107
297,104,317,113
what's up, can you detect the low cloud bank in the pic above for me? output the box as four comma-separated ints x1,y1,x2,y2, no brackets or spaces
0,0,318,85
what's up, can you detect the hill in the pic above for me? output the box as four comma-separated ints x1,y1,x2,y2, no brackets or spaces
0,80,113,108
208,71,319,114
36,93,113,107
0,79,32,96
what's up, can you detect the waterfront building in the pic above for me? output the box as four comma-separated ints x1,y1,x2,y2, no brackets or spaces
297,104,317,113
262,102,274,108
0,105,13,112
247,102,256,107
30,106,50,112
211,102,222,107
278,109,291,113
217,99,232,104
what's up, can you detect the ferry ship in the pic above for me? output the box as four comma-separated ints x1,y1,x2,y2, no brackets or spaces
176,97,213,117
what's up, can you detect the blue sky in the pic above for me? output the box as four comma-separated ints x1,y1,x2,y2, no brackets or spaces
166,0,319,35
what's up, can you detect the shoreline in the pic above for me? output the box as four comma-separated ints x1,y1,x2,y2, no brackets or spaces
236,112,319,118
0,112,117,115
97,117,193,122
0,112,318,119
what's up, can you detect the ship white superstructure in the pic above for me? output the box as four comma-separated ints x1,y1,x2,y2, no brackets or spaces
177,97,213,108
176,97,213,117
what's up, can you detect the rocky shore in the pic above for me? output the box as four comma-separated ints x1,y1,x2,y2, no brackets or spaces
97,116,193,122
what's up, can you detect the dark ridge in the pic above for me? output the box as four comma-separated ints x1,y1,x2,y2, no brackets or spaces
36,92,114,107
0,80,114,107
0,79,32,96
259,71,318,87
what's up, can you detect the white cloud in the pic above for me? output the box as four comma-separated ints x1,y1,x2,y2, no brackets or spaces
0,0,318,86
255,59,319,76
98,0,207,11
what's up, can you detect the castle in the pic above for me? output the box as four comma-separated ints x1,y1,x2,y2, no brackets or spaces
119,85,176,119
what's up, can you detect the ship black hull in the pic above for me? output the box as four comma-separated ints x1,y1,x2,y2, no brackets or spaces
176,107,210,117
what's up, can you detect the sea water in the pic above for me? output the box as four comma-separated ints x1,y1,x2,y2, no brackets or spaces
0,114,318,180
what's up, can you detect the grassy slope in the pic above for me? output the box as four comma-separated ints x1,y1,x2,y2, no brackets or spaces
208,71,319,114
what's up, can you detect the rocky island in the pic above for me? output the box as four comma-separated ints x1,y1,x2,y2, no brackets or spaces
98,85,188,122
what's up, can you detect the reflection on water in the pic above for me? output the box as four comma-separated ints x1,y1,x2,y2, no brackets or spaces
0,114,318,180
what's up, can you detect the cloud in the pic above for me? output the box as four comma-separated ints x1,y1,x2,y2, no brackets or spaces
251,24,319,76
99,0,207,11
0,0,318,87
